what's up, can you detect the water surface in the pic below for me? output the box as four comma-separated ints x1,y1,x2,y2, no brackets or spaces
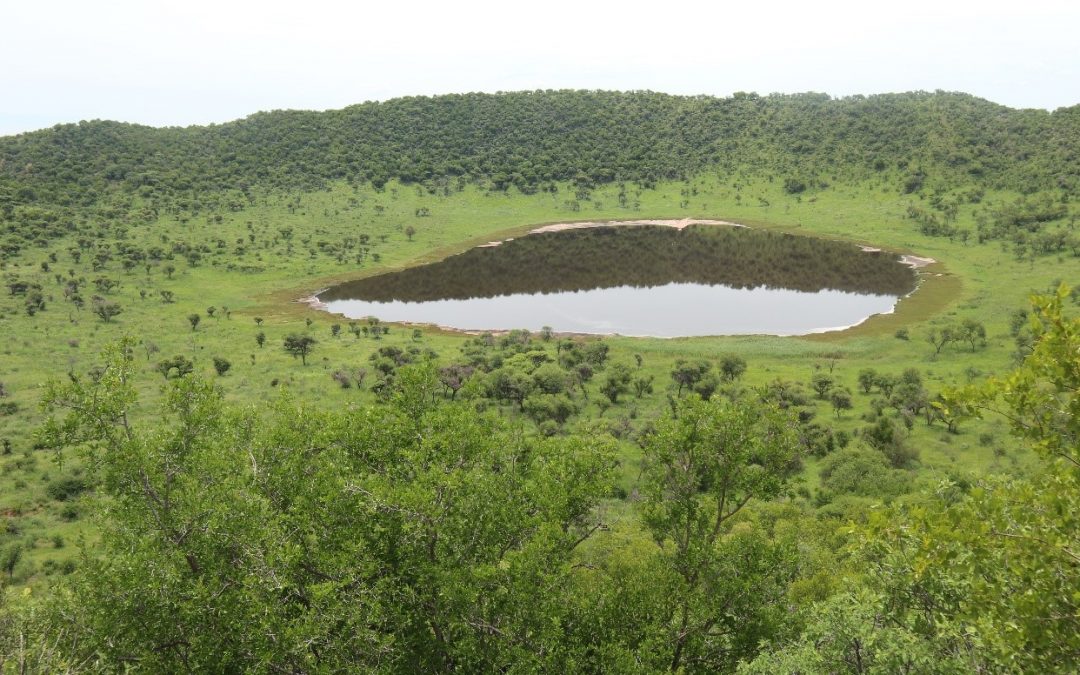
318,225,917,336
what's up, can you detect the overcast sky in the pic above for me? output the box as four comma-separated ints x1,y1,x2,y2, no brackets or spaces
3,0,1078,137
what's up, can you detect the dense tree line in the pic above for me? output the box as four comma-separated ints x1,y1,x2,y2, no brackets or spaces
3,90,1078,252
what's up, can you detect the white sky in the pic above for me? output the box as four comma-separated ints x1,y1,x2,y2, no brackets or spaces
2,0,1078,136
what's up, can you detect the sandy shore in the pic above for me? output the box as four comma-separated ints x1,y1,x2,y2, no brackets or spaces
300,290,329,310
476,219,744,248
899,254,936,268
530,218,744,234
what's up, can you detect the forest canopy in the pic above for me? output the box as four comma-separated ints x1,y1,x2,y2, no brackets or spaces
2,90,1078,226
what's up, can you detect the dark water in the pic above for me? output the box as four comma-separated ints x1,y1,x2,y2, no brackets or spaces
318,225,918,337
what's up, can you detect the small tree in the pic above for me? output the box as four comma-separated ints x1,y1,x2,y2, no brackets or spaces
353,367,368,389
1,543,22,579
92,297,122,323
283,334,317,365
959,319,987,352
599,363,633,404
404,225,417,241
927,326,957,356
93,277,120,294
693,372,722,401
25,290,46,315
811,373,834,399
331,324,341,338
857,368,878,394
830,387,854,418
633,374,654,399
212,357,231,377
719,355,747,381
156,355,194,380
188,314,201,331
206,306,216,319
671,359,711,397
438,364,473,400
255,332,266,348
874,373,899,398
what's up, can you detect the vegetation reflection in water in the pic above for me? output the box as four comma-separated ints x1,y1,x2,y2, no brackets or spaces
318,225,918,336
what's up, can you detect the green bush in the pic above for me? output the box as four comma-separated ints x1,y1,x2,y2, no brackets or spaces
46,476,88,501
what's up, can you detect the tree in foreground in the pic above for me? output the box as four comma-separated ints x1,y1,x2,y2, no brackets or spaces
640,396,801,672
744,285,1080,673
565,395,803,673
32,342,617,672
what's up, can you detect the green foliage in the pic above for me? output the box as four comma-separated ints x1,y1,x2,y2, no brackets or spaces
633,374,654,399
818,446,912,499
671,359,712,397
156,354,194,380
531,362,567,394
861,416,919,468
857,368,877,394
927,319,986,356
523,393,577,428
638,395,802,671
1,544,22,579
599,362,633,404
34,340,618,671
757,287,1080,672
91,297,122,323
45,476,88,501
212,356,231,376
4,91,1078,255
829,387,853,417
739,589,975,674
282,334,316,365
811,372,834,399
719,354,747,381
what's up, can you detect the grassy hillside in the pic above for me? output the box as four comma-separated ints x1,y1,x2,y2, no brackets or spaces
2,173,1068,577
3,90,1078,253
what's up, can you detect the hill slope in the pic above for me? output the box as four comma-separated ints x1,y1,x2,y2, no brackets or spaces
2,91,1077,248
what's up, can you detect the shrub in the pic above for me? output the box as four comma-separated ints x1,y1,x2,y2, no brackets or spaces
212,357,231,376
46,476,88,501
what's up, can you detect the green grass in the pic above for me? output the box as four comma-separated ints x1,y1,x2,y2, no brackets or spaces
0,173,1071,588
